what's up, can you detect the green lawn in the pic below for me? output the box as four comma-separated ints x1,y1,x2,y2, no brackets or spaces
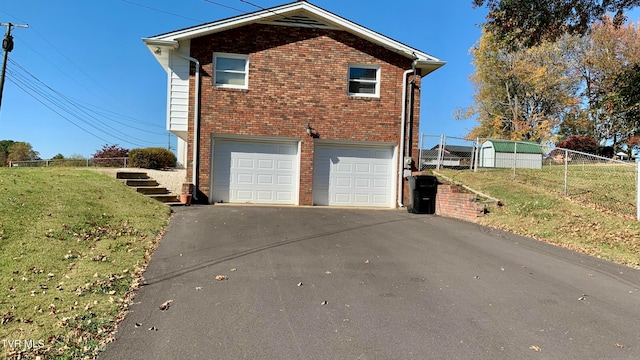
0,168,170,359
436,169,640,268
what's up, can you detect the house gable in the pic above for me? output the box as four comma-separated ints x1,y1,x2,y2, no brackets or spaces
143,1,444,74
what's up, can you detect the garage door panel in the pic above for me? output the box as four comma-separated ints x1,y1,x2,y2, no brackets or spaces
354,178,370,188
313,144,394,207
336,177,351,187
278,175,292,185
373,178,389,188
237,158,254,169
258,159,274,169
213,139,298,204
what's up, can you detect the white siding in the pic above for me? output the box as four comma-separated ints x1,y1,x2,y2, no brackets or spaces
167,53,190,133
495,153,542,169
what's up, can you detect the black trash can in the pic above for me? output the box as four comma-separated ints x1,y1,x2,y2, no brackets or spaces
407,175,438,214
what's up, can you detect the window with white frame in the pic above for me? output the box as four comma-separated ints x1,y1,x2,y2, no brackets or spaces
348,64,380,97
213,53,249,88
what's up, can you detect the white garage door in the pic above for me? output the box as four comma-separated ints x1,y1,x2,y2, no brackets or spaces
313,143,395,207
212,139,298,204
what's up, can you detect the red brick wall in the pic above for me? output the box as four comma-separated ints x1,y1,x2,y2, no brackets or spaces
185,24,422,205
435,185,485,222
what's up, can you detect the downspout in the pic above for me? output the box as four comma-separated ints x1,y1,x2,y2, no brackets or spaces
174,52,200,201
397,59,418,207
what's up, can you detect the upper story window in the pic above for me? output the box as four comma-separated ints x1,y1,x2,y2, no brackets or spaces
348,64,380,97
213,53,249,89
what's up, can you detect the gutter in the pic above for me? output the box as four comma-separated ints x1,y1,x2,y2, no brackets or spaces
397,59,418,207
174,52,201,201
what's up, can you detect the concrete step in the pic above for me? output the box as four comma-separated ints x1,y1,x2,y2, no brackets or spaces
149,194,180,203
114,171,179,205
136,187,170,195
116,171,149,180
124,179,159,187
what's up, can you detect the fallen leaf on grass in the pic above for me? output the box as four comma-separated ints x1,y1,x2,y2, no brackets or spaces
215,275,228,281
529,345,541,352
158,300,173,311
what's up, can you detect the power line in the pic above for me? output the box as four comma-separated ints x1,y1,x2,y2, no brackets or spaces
203,0,247,13
8,58,161,143
120,0,204,22
5,59,164,147
6,75,113,144
8,20,166,132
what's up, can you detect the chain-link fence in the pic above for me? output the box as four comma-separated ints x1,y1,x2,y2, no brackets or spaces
419,134,477,171
8,157,129,168
420,134,640,220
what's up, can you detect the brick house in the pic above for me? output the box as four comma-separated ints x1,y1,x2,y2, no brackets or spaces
143,1,444,207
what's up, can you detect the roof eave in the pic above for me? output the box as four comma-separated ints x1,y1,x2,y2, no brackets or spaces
416,60,446,75
142,39,179,71
144,1,445,74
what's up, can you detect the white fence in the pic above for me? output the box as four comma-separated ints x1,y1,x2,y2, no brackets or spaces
420,134,639,220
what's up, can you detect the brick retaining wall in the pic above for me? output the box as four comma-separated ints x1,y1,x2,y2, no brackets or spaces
435,184,485,222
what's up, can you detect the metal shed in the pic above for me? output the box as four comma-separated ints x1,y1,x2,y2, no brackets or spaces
480,140,543,169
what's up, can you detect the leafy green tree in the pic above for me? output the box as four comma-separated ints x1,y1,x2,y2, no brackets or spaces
473,0,639,48
51,153,65,160
0,140,15,166
7,142,39,163
611,64,640,136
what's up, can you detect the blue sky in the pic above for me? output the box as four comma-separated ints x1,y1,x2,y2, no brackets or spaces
0,1,544,158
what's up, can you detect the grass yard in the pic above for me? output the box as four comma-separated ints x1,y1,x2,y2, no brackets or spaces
0,168,170,359
494,164,637,217
436,169,640,268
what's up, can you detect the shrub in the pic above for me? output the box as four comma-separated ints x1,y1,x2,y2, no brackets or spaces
556,135,598,154
128,148,176,169
93,144,129,167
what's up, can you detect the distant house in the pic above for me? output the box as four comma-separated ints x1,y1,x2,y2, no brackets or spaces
480,140,543,169
423,145,474,168
420,149,461,167
431,145,474,158
546,148,572,165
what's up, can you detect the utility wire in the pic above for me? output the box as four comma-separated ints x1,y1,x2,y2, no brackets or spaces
237,0,321,29
6,76,113,144
6,59,162,147
5,7,167,131
8,59,161,143
7,69,149,147
120,0,204,22
203,0,247,13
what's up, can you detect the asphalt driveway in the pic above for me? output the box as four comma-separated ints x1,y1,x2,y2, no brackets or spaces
101,206,640,360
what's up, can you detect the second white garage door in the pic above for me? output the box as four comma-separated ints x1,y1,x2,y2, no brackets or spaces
212,139,299,204
313,143,395,207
